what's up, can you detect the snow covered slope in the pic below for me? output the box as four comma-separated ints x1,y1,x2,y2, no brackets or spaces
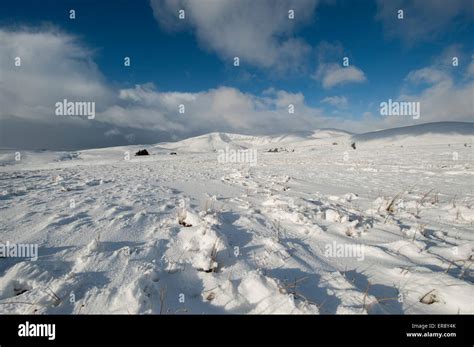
157,132,247,153
352,121,474,147
158,129,352,153
0,122,473,314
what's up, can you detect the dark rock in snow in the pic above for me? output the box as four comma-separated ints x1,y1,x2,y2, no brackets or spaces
135,149,149,156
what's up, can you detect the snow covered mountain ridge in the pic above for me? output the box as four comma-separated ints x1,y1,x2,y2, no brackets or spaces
159,121,473,153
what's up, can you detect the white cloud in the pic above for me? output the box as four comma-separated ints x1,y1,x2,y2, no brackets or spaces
262,88,306,109
1,27,472,150
108,84,327,135
0,27,114,122
316,63,367,89
375,0,474,44
405,67,450,84
395,46,473,124
321,96,348,108
149,0,318,71
467,58,474,77
371,48,474,129
312,42,367,89
319,47,474,131
0,26,340,148
399,69,474,124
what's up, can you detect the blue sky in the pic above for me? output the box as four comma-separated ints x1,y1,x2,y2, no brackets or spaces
0,0,473,149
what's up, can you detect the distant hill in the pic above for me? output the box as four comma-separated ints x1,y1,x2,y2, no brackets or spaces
351,122,474,146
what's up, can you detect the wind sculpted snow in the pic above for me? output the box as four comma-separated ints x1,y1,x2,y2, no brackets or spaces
0,122,473,314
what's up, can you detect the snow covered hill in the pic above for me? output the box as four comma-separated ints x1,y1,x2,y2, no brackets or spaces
0,122,473,314
352,121,474,147
157,129,352,153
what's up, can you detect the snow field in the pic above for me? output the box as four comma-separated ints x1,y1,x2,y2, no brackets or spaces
0,123,473,314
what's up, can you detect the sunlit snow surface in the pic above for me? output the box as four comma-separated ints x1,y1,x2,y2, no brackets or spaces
0,122,473,314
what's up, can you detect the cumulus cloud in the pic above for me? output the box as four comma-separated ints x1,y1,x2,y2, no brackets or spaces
405,67,450,84
316,64,367,89
319,47,474,131
321,96,348,108
1,27,472,150
317,64,367,89
312,42,367,88
369,47,474,129
149,0,318,71
375,0,474,44
0,27,115,122
399,69,474,124
0,28,167,149
0,27,341,149
107,84,328,135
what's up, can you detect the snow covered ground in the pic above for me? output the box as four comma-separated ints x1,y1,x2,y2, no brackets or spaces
0,121,473,314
